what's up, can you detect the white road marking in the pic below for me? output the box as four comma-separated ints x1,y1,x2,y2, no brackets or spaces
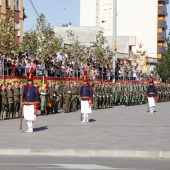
39,164,115,169
0,163,146,170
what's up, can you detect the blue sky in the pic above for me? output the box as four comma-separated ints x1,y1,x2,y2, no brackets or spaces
24,0,170,35
23,0,80,32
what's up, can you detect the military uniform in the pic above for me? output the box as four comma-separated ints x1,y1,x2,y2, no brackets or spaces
7,83,14,119
39,84,48,115
71,83,79,111
92,83,99,110
0,84,8,120
63,81,72,113
48,83,55,114
80,77,93,123
23,80,40,133
12,81,20,118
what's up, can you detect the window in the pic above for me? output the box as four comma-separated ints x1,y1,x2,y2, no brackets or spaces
6,0,9,8
14,0,19,11
15,22,20,36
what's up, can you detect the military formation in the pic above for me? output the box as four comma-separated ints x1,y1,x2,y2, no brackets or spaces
0,80,170,120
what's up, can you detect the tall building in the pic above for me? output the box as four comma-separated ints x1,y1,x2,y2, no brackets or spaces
0,0,26,44
80,0,169,61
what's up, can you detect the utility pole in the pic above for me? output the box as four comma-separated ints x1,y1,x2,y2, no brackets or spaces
112,0,117,83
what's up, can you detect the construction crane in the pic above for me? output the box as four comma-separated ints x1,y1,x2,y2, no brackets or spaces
28,0,40,18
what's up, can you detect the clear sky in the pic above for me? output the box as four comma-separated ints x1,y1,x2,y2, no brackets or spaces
23,0,80,32
24,0,170,35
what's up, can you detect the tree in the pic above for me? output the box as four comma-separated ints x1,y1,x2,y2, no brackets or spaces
92,34,114,80
64,30,85,65
21,13,62,58
156,31,170,82
0,8,18,54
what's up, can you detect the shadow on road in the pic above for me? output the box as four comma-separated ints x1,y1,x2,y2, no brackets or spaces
89,119,96,122
33,126,48,132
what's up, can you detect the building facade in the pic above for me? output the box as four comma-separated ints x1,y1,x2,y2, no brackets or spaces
0,0,25,44
80,0,169,61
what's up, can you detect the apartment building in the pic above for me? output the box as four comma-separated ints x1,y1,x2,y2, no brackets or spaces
0,0,25,44
80,0,169,61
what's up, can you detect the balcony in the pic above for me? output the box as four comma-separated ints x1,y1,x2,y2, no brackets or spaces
158,6,168,16
158,32,166,41
158,0,169,4
158,20,167,29
158,46,166,54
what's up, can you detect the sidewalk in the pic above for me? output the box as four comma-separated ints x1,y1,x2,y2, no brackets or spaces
0,102,170,158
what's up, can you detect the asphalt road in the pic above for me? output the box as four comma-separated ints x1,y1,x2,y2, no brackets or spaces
0,156,170,170
0,102,170,158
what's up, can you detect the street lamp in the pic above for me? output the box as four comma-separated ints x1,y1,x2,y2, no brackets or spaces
112,0,117,83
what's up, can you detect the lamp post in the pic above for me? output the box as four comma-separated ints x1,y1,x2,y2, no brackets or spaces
112,0,117,83
2,56,5,84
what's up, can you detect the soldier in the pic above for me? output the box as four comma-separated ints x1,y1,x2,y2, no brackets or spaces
23,75,40,133
101,83,106,109
119,82,124,105
54,83,63,112
147,80,157,113
98,83,103,109
114,82,120,105
140,82,147,104
12,81,20,118
39,83,48,115
58,83,64,111
105,83,111,108
0,84,8,120
63,80,72,113
111,83,116,106
123,82,130,106
7,83,14,119
71,82,79,112
80,76,93,123
47,81,55,114
92,83,99,110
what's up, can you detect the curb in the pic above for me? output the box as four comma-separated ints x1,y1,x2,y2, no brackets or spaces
0,149,170,158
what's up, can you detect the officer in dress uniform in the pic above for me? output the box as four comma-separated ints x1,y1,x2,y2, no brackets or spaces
147,80,157,113
23,73,40,133
80,76,93,123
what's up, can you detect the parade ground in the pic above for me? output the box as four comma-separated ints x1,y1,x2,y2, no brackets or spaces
0,102,170,158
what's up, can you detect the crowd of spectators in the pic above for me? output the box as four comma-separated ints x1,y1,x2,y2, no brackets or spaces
0,49,157,81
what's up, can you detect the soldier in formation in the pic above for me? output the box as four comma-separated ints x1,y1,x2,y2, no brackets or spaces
0,80,170,121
